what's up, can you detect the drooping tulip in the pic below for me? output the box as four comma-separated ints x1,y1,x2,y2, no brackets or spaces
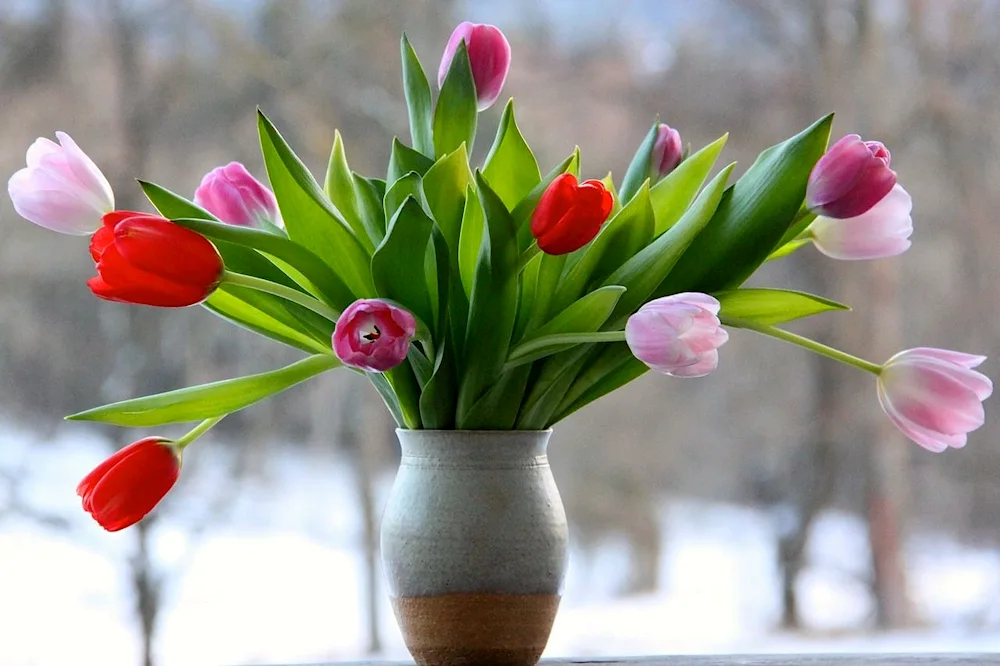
8,131,114,235
649,123,683,181
77,437,181,532
530,173,613,255
194,162,283,230
626,293,729,377
806,134,897,219
437,21,511,111
877,347,992,452
809,184,913,260
88,211,224,307
333,299,417,372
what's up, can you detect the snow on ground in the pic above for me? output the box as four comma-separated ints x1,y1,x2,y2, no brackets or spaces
2,425,1000,665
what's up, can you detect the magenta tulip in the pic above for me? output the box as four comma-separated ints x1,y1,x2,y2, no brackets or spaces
194,162,282,229
649,123,683,180
809,184,913,260
626,293,729,378
8,131,114,235
437,22,511,111
333,299,417,372
806,134,897,219
878,347,992,452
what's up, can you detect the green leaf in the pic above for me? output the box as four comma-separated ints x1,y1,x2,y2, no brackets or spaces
515,345,592,430
650,134,728,236
512,148,580,251
423,144,474,256
401,34,434,157
456,173,520,425
433,41,477,159
482,99,542,211
767,237,812,262
512,252,541,343
366,372,405,427
141,180,219,222
383,362,422,429
461,365,532,429
257,110,375,299
388,137,435,184
715,288,849,325
205,285,334,355
659,115,834,294
324,130,375,253
352,173,387,247
68,355,339,426
371,197,437,335
618,120,659,205
600,172,622,216
522,252,565,336
418,329,456,429
457,184,484,300
383,172,426,223
553,343,647,425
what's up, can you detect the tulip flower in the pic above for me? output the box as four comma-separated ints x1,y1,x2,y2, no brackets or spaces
88,211,224,307
333,299,417,372
194,161,283,230
437,21,511,111
806,134,896,219
8,131,114,235
650,123,683,180
809,184,913,260
530,174,613,255
77,437,181,531
878,348,992,452
626,293,729,377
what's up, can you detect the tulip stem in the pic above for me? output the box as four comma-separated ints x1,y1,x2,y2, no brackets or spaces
721,316,883,375
221,271,341,322
175,415,226,449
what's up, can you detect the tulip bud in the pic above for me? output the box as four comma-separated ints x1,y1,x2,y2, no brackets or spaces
77,437,181,532
194,162,283,230
530,173,613,255
88,211,224,307
626,293,729,377
333,299,417,372
649,123,683,181
437,21,511,112
809,184,913,260
878,347,992,452
806,134,897,219
8,131,115,235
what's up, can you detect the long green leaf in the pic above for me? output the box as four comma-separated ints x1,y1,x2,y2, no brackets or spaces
650,133,728,235
352,173,387,247
371,197,437,335
433,41,477,159
388,137,435,184
715,288,849,325
423,144,474,256
482,99,542,211
618,120,659,204
400,34,434,157
457,184,484,300
323,130,375,253
204,286,333,355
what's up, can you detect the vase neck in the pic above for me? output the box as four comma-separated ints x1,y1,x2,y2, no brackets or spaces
395,429,553,465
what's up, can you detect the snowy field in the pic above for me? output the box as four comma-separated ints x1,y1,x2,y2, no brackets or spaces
2,424,1000,665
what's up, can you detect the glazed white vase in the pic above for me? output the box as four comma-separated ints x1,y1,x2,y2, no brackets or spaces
380,429,569,666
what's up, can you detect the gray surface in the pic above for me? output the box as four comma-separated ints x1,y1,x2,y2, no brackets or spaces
380,429,569,597
266,655,1000,665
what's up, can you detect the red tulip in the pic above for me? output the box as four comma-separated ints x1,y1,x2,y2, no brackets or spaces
530,174,613,255
88,211,224,307
77,437,182,532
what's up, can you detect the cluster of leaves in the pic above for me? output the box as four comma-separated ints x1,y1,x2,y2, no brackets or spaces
70,37,846,431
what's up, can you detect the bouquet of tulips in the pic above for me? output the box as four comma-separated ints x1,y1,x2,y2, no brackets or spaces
8,22,990,533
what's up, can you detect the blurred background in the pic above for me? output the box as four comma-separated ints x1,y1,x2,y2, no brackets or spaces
1,0,999,664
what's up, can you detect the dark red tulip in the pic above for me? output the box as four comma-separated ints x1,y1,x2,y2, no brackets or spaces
530,174,613,255
77,437,181,532
88,211,223,307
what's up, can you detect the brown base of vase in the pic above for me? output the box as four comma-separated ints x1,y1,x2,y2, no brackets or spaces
392,592,561,666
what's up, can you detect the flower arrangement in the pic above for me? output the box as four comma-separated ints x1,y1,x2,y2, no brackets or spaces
8,22,990,533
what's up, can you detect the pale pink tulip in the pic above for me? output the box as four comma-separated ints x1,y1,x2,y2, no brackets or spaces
333,299,416,372
626,293,729,377
437,22,511,112
877,347,992,452
809,184,912,260
194,162,282,229
8,131,114,235
807,134,897,219
649,123,683,180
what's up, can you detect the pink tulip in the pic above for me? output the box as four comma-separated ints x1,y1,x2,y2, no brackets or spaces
649,123,683,180
809,184,913,260
8,131,114,235
877,347,992,452
626,293,729,377
807,134,897,219
194,162,282,229
333,299,417,372
437,22,511,112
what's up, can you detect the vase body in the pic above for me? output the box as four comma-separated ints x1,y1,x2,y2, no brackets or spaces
381,429,568,666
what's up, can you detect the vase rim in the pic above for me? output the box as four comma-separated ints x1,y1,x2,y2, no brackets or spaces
395,428,553,434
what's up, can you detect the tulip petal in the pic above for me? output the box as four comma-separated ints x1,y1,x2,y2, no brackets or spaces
114,216,223,287
810,185,912,260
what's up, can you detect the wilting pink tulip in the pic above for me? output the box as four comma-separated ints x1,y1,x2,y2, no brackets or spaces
194,162,282,229
8,131,114,235
333,299,417,372
809,184,913,260
806,134,897,219
649,123,683,180
878,347,992,452
437,22,511,111
626,293,729,377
